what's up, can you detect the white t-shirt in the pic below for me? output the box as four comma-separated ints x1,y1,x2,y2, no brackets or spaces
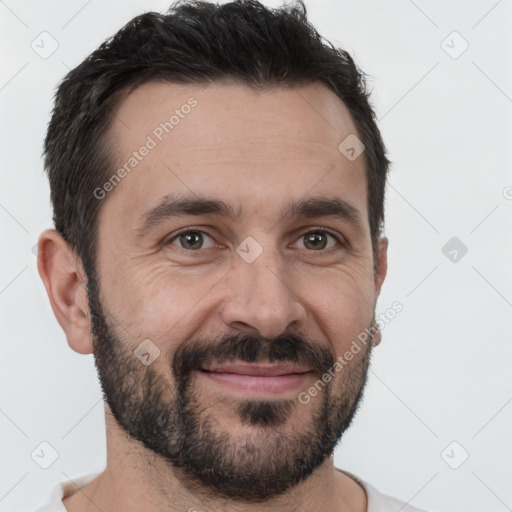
35,468,429,512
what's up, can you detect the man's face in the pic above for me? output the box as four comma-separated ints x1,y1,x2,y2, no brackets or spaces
88,81,386,501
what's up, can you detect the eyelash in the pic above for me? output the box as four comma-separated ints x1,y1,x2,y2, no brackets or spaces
166,227,345,253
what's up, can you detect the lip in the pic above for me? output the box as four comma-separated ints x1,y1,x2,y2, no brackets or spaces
199,363,312,395
201,363,311,376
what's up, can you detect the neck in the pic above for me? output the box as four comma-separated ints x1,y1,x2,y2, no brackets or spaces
63,411,367,512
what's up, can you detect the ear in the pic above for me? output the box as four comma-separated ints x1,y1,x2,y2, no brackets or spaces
374,236,388,296
36,229,93,355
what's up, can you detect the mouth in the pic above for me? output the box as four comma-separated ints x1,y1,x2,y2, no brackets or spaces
199,363,313,395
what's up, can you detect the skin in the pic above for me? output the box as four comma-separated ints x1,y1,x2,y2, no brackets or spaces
37,81,388,512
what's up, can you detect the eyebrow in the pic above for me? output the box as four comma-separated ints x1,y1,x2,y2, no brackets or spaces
134,193,364,238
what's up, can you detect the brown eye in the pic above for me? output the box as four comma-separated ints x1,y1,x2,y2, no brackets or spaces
168,230,215,251
295,230,341,251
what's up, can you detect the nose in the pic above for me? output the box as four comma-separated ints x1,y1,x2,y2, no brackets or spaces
219,242,307,340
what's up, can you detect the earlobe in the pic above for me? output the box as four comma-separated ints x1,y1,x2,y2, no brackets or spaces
371,325,382,347
36,229,94,355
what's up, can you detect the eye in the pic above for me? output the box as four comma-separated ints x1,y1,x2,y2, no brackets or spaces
293,229,342,251
166,227,344,253
167,229,216,251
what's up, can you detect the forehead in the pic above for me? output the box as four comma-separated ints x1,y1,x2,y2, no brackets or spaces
101,80,368,234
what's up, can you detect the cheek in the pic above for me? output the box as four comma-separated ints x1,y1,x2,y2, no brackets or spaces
106,263,219,344
297,267,376,348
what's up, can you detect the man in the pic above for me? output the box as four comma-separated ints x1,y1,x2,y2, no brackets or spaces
35,1,428,511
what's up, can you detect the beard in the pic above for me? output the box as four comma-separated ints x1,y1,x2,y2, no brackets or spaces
86,267,375,503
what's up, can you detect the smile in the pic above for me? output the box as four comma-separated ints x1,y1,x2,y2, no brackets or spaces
199,365,312,395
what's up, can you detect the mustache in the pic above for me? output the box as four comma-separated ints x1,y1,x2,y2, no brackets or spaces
172,332,337,380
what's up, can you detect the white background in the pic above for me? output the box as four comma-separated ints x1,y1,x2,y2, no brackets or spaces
1,1,511,511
